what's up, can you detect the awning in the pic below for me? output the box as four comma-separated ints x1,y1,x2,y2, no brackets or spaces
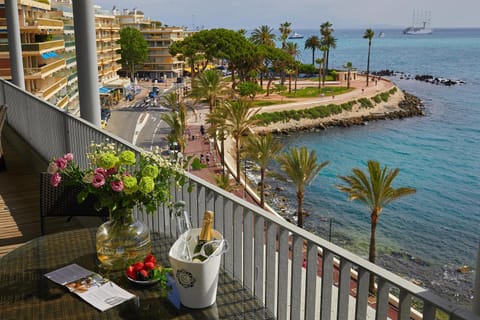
41,51,58,59
99,87,112,94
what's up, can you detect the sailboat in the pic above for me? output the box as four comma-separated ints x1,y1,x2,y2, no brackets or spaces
403,11,433,35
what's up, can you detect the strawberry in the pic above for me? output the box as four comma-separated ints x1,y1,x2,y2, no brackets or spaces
133,261,144,272
143,261,155,271
144,254,156,265
126,266,137,280
138,269,149,281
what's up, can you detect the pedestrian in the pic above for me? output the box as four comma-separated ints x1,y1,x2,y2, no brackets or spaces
205,153,210,166
200,125,205,136
200,153,204,163
186,127,192,140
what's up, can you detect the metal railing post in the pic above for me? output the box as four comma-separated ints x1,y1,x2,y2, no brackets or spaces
473,241,480,315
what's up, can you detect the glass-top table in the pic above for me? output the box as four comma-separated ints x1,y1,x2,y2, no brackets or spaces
0,228,274,319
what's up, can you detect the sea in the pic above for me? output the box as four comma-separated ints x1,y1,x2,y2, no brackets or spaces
263,28,480,306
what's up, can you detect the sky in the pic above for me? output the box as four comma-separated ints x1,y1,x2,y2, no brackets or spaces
94,0,480,30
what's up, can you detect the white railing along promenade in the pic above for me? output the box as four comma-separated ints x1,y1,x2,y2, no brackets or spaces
1,79,478,320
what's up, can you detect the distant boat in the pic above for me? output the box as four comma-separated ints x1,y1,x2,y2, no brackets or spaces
288,32,304,39
378,32,385,38
403,10,433,35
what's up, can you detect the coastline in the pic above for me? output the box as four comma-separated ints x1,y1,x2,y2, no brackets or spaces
252,85,425,135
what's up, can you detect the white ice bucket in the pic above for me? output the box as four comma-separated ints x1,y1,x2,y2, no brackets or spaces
168,228,227,309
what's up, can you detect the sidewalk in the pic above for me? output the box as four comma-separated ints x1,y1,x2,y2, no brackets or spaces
183,106,257,204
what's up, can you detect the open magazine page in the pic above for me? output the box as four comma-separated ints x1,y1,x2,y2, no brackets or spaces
45,263,136,312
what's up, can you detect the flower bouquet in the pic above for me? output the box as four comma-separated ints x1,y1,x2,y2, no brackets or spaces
47,141,187,270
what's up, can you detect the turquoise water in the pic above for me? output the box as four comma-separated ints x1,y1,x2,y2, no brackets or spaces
267,28,480,270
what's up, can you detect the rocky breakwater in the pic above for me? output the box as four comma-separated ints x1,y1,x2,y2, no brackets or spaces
260,90,425,135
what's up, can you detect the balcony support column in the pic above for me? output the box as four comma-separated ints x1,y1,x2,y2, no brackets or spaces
473,241,480,315
5,0,25,90
72,0,101,127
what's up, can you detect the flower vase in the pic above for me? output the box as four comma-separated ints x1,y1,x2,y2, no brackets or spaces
96,208,151,271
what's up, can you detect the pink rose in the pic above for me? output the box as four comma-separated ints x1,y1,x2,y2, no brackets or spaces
64,153,74,162
94,167,107,176
50,173,61,187
106,167,117,176
92,173,106,188
55,157,67,170
110,180,124,192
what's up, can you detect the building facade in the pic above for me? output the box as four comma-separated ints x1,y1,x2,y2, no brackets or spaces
115,9,187,80
0,0,68,109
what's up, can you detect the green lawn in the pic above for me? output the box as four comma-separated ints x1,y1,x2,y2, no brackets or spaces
252,100,297,107
282,86,354,98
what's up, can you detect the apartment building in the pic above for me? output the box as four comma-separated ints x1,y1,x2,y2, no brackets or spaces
0,0,68,109
0,1,126,111
114,8,188,81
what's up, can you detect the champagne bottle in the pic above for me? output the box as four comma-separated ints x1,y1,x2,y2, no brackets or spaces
172,201,192,260
192,211,214,262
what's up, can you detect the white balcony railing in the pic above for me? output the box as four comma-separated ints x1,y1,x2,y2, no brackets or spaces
0,78,478,320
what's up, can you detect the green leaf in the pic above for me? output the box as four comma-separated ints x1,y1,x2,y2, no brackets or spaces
77,189,89,203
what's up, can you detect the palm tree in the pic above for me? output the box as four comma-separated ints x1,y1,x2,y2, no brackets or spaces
219,100,259,182
189,69,230,112
315,57,325,89
319,45,328,85
242,134,283,208
277,147,329,228
279,21,292,49
285,42,300,94
342,61,354,89
322,35,337,78
206,106,228,174
320,22,336,81
162,92,181,111
250,25,276,47
336,160,416,292
304,35,321,65
161,110,186,153
250,25,276,89
363,28,375,87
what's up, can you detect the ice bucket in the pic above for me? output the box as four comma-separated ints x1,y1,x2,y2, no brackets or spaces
168,228,227,309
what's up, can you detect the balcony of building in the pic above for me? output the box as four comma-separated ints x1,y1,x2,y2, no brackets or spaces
21,17,64,34
24,58,66,79
30,76,67,101
1,78,478,319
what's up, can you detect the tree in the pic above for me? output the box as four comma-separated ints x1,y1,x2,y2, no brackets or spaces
206,106,228,174
304,35,321,65
336,160,416,292
219,100,259,182
285,42,300,93
161,109,186,153
162,92,182,111
320,22,336,80
243,134,283,208
250,25,276,47
189,69,230,112
315,57,325,89
237,81,263,101
262,46,292,96
119,27,148,79
250,26,276,88
279,21,292,49
363,28,375,87
342,61,354,89
277,147,329,228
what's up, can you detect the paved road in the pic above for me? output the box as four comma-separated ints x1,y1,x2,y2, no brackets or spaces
106,79,182,151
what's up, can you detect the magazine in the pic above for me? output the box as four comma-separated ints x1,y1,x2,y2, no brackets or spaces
44,263,136,312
